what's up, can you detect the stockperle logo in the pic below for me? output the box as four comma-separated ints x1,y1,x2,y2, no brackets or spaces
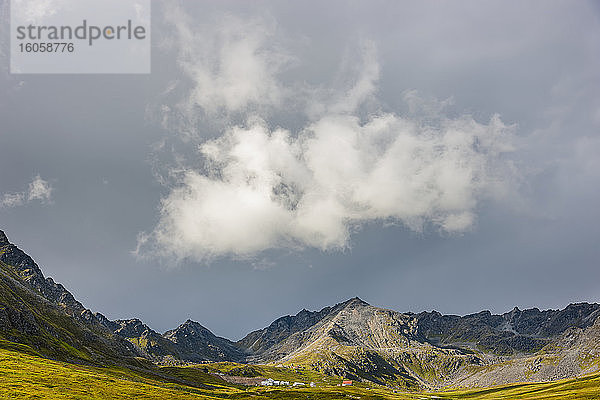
10,0,150,74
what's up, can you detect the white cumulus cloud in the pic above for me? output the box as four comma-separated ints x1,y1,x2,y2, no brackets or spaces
143,109,514,262
1,175,53,208
139,9,518,263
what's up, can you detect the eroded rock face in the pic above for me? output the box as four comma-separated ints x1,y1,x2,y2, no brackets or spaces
237,304,334,354
0,306,39,335
92,312,119,331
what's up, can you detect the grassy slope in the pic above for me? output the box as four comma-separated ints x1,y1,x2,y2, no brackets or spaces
0,346,236,400
0,259,132,365
1,346,599,400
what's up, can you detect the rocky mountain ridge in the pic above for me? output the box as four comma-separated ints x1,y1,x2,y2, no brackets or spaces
0,231,144,365
232,294,600,387
415,302,600,355
0,230,86,318
0,228,598,389
0,230,241,364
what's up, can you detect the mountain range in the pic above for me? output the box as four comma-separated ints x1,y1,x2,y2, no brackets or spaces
1,229,598,390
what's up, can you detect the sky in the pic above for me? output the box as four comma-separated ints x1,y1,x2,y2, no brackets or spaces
1,0,599,340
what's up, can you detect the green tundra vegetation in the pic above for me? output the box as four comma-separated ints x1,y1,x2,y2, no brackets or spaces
1,345,599,400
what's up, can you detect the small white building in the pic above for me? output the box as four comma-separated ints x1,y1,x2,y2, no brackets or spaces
260,378,292,386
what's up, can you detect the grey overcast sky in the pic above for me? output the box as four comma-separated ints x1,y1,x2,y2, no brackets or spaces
1,0,599,340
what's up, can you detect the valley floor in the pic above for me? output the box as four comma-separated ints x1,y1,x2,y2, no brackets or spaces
0,346,599,400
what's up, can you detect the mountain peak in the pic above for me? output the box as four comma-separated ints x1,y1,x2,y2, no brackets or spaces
0,230,9,245
113,318,155,338
163,319,245,363
342,296,370,307
166,319,212,338
181,319,208,330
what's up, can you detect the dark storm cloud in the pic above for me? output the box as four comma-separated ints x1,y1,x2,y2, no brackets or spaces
0,0,598,339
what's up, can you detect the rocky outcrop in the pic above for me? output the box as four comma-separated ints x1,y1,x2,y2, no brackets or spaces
114,318,156,338
91,311,119,331
0,304,39,335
